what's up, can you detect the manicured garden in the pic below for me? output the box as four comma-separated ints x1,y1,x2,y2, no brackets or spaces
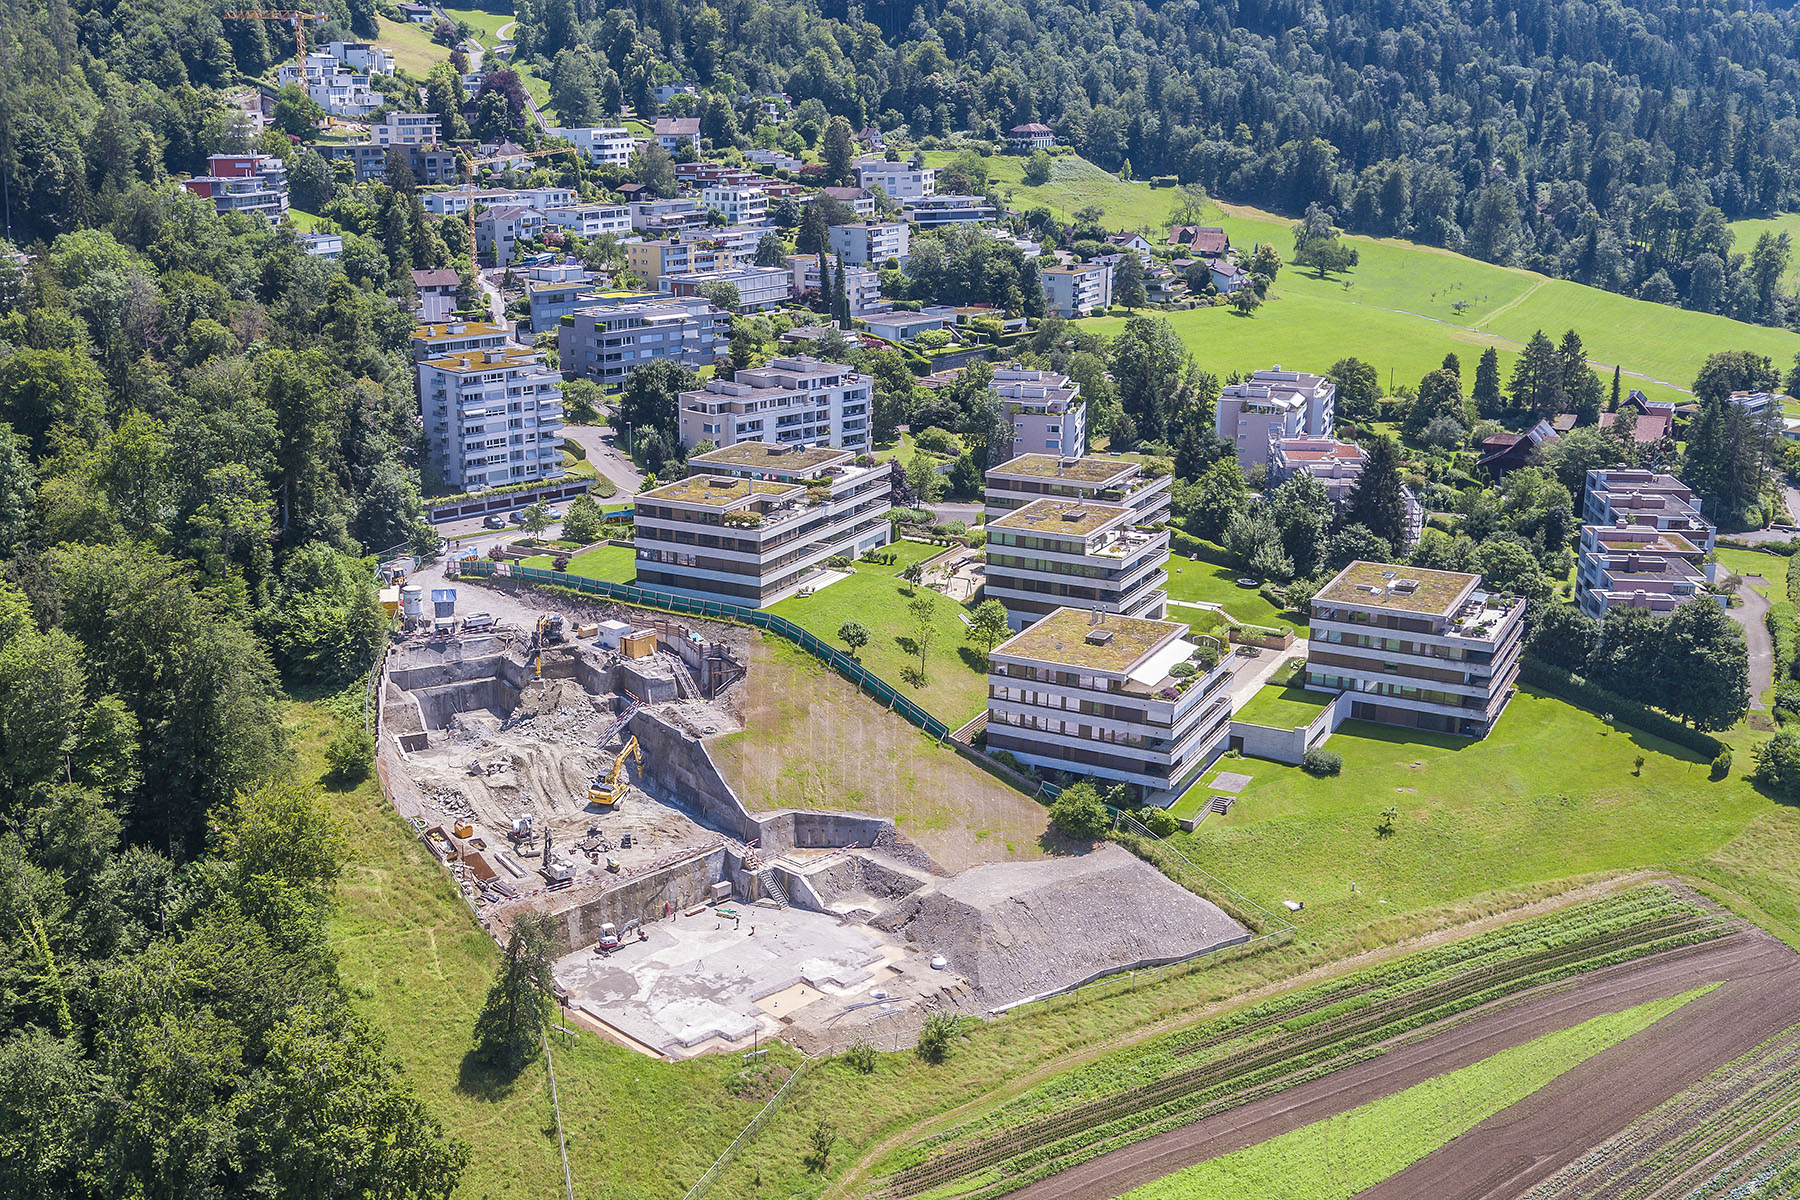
1235,683,1335,729
1165,552,1309,635
520,542,636,582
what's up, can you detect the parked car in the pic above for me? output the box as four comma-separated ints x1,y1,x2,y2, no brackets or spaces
482,514,506,529
508,510,525,524
543,506,563,520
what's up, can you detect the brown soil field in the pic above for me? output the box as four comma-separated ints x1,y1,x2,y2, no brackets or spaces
1001,927,1800,1200
708,636,1066,872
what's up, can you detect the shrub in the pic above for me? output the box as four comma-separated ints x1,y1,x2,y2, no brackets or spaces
1755,732,1800,795
1139,806,1179,837
1301,747,1343,776
843,1039,877,1074
1711,751,1733,781
1047,781,1111,839
1171,662,1197,678
325,724,374,785
915,1012,964,1063
913,426,959,456
552,554,571,571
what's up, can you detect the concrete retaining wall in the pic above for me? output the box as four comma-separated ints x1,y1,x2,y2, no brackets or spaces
1229,692,1347,764
546,847,728,952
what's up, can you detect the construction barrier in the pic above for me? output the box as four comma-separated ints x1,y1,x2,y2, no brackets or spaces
459,559,953,740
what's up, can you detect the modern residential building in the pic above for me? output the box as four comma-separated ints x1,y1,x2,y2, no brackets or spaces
1574,521,1718,618
986,608,1234,795
984,227,1043,258
1305,561,1526,738
416,343,566,491
746,148,803,172
369,112,439,145
676,356,873,451
701,183,769,226
1039,262,1113,318
629,197,709,234
179,153,288,223
299,231,343,258
653,117,702,152
1007,123,1055,151
1267,436,1424,548
985,498,1169,631
541,204,632,238
324,143,460,184
820,186,878,220
788,256,882,315
1581,469,1716,552
411,267,462,323
863,309,954,342
474,205,544,266
828,221,909,265
857,161,935,199
1215,367,1337,470
1727,390,1791,419
633,444,892,606
663,266,791,312
903,195,998,227
989,367,1087,459
557,297,727,387
626,237,724,284
411,321,510,363
548,125,636,167
325,40,393,74
984,453,1173,528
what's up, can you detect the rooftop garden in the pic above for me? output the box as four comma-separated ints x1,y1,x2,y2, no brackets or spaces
996,608,1177,672
1235,683,1337,730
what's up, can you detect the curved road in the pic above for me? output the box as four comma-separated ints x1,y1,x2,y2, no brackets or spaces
1728,570,1774,711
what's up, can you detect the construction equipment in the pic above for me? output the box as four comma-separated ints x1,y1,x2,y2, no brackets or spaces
587,736,641,809
224,10,326,67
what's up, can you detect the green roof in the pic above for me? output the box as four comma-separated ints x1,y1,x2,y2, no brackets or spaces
1234,684,1335,730
988,453,1138,485
688,443,852,473
642,476,797,507
990,498,1128,538
994,608,1182,673
1314,561,1478,616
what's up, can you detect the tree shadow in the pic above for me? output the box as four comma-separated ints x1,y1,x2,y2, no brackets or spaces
957,646,988,672
455,1048,533,1102
896,635,919,657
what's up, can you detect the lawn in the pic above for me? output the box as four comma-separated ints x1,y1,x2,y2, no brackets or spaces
769,539,990,727
1727,212,1800,290
441,0,512,47
374,14,447,75
520,542,636,582
967,151,1800,405
1165,552,1309,635
1122,987,1709,1200
287,208,322,232
1716,545,1788,595
1235,683,1335,729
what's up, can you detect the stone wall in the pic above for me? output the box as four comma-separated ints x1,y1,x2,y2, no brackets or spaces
544,847,728,952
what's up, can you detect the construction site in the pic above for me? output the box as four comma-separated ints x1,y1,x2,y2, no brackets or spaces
374,583,1250,1059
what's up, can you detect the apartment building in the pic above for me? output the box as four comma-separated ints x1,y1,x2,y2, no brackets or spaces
985,453,1173,527
993,367,1086,459
1215,367,1337,470
788,255,883,315
701,184,769,226
180,153,288,223
417,344,566,491
985,498,1170,631
629,197,709,235
828,221,909,265
411,321,510,363
903,195,998,227
747,148,803,172
557,298,726,388
541,204,631,238
1039,262,1112,318
1268,436,1424,548
474,205,544,266
677,356,874,451
663,266,791,312
370,112,439,145
1575,521,1718,618
633,444,892,606
548,125,636,167
325,41,393,74
410,268,461,323
820,186,878,220
1007,123,1055,151
857,161,935,199
1305,561,1526,738
324,143,460,184
986,608,1234,795
1581,468,1717,552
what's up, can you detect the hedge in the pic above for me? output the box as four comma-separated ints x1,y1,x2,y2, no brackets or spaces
1518,657,1726,759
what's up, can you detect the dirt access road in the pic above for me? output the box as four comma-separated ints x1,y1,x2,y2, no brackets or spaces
999,928,1800,1200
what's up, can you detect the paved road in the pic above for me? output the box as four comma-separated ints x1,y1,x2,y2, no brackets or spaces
1728,572,1775,710
561,424,643,500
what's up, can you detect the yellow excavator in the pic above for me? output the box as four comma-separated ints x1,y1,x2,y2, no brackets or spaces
588,736,641,808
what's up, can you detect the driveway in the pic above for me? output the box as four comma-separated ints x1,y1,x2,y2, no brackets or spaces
561,424,643,501
1730,576,1775,710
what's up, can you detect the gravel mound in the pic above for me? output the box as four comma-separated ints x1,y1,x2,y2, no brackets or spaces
870,844,1250,1008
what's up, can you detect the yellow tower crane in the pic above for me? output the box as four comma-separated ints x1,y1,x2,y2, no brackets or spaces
224,10,327,69
458,144,584,264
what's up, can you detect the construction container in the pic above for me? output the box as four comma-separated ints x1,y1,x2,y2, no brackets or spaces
594,619,632,650
431,588,456,618
453,820,474,839
621,628,657,658
379,585,402,615
577,622,599,639
401,585,424,620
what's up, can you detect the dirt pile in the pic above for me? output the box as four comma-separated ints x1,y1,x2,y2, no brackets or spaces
870,844,1250,1008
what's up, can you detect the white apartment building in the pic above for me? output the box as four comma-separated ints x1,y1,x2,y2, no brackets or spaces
411,321,510,363
310,70,380,117
857,161,935,199
548,126,636,168
179,153,288,223
630,197,708,234
1215,367,1337,470
542,204,631,238
994,367,1086,459
985,498,1170,631
1575,522,1718,618
985,453,1173,527
701,184,769,226
411,268,461,323
634,444,892,606
1040,262,1113,318
828,221,909,265
558,297,727,388
1581,468,1717,552
904,195,998,227
1268,436,1424,548
663,266,791,312
789,256,883,316
474,205,545,266
677,356,874,451
417,343,566,491
370,112,439,145
986,608,1235,796
747,148,803,171
326,41,393,74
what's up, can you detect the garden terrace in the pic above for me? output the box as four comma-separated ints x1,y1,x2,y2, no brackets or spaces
990,453,1143,487
640,477,798,507
1235,684,1335,728
688,443,852,475
995,608,1187,676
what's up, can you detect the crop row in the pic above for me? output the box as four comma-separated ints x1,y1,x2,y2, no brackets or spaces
880,910,1729,1198
902,887,1708,1164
